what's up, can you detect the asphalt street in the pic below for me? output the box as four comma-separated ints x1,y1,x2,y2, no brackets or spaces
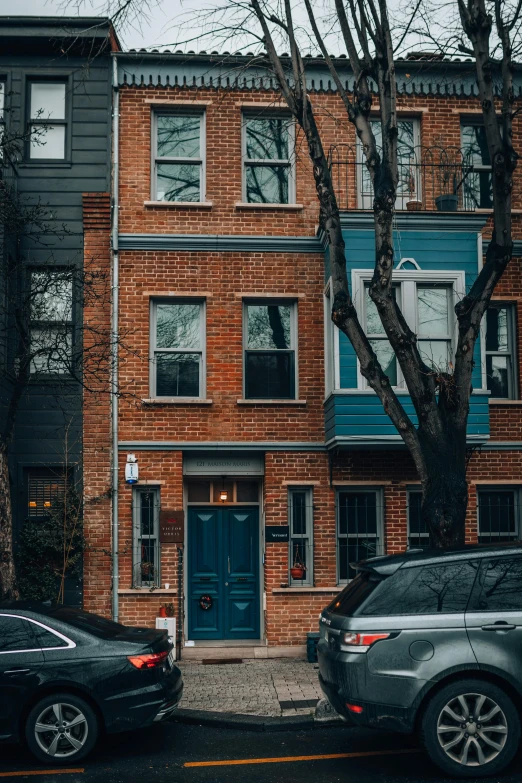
1,721,522,783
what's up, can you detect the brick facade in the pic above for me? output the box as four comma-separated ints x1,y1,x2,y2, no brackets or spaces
82,65,522,652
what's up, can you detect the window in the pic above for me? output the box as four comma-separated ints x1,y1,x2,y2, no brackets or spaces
407,490,430,548
244,302,296,399
28,81,67,160
186,479,259,504
461,122,492,209
358,118,420,209
485,304,517,398
478,490,521,543
153,112,204,202
0,616,37,652
243,114,294,203
133,488,160,588
30,622,70,649
151,300,205,398
30,269,73,374
361,560,479,616
360,273,454,387
288,488,313,585
469,557,522,613
337,490,384,583
26,468,69,520
0,81,4,161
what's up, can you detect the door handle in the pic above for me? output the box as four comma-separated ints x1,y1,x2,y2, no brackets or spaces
481,623,516,632
4,668,31,676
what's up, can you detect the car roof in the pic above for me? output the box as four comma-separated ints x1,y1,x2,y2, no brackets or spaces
355,542,522,575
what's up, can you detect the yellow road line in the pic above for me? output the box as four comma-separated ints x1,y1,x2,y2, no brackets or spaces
184,747,421,768
0,770,84,778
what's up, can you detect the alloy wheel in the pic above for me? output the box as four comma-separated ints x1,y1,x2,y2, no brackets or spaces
436,692,508,766
33,702,89,758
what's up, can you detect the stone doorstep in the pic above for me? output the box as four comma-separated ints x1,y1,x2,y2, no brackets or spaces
180,644,307,661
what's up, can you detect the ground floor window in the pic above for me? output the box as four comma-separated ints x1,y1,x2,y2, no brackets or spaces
478,489,521,543
288,487,313,585
26,467,70,520
407,490,430,549
336,489,384,583
133,487,161,587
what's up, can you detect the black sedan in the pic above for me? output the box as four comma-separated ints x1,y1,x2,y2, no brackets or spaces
0,602,183,764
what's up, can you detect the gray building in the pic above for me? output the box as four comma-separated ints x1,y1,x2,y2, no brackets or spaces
0,17,118,603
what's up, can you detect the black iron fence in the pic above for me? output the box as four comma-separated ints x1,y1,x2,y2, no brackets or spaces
328,144,497,212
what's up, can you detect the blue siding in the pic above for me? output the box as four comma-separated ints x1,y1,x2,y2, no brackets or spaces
325,227,489,444
325,393,490,443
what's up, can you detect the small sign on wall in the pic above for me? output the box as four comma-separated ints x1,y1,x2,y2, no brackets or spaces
159,510,184,543
265,525,289,543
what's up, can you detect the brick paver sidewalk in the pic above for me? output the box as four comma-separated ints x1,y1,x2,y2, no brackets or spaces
177,659,323,717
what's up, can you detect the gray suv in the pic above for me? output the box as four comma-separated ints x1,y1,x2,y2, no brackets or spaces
318,544,522,778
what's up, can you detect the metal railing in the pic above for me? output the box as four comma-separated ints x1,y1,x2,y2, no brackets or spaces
328,144,495,212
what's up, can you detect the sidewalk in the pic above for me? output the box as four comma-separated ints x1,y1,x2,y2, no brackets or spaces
176,658,328,719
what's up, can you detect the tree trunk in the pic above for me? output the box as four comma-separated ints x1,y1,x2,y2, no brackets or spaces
0,442,18,599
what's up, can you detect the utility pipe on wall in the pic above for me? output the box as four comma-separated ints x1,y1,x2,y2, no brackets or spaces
111,53,120,622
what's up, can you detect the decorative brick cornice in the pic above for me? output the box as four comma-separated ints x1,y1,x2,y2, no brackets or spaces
82,193,111,231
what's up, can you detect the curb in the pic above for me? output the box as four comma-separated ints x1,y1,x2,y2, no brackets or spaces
171,708,344,732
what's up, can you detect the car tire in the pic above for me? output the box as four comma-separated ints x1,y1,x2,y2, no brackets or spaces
421,678,521,778
25,693,99,765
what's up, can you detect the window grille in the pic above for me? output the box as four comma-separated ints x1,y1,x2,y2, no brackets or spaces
337,490,384,582
27,468,68,519
288,488,313,586
132,488,161,588
407,491,430,548
478,490,520,544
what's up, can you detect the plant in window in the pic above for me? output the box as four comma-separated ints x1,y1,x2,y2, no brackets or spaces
290,544,306,580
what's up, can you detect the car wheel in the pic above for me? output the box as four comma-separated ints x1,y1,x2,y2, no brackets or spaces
25,693,99,765
421,678,521,778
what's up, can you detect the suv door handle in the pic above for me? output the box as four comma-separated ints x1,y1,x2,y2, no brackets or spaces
3,668,32,676
481,623,516,632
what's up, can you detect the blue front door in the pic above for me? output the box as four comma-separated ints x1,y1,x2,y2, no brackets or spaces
188,508,260,640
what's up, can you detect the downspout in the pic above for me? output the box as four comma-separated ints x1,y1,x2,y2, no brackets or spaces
111,53,120,622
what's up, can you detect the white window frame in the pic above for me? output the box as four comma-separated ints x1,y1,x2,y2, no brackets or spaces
151,110,206,202
132,486,161,589
150,298,206,399
336,488,384,584
351,269,466,390
243,299,298,400
357,117,421,209
477,487,522,543
28,80,67,161
324,280,338,395
288,487,314,586
485,302,518,400
241,112,296,204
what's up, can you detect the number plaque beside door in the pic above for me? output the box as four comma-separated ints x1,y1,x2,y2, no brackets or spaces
159,510,184,543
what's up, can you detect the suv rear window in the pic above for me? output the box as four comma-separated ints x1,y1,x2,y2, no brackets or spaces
361,560,479,616
328,572,384,615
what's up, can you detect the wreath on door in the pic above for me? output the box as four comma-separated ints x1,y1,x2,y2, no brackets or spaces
199,595,213,611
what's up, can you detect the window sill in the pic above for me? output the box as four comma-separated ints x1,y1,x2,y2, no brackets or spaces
234,202,304,211
272,587,339,594
144,201,213,209
237,399,307,406
489,399,522,405
118,588,178,595
142,398,213,405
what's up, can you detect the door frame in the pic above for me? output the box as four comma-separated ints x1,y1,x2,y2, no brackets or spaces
183,482,265,644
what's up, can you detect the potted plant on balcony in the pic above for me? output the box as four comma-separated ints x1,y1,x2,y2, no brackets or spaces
406,169,422,211
290,547,306,580
434,149,459,211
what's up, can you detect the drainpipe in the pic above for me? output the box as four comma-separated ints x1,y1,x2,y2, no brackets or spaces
111,53,120,622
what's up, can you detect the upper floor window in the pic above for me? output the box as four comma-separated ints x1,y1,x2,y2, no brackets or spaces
360,276,454,388
29,81,66,160
485,303,517,399
243,114,294,204
337,490,384,583
150,300,205,398
30,269,73,374
461,122,492,209
244,301,296,399
153,112,204,202
288,487,313,586
478,489,521,544
358,118,420,209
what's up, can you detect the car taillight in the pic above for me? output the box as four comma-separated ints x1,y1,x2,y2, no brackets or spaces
342,632,390,648
128,650,169,669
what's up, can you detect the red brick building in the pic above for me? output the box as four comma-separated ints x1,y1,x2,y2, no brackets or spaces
82,51,522,657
